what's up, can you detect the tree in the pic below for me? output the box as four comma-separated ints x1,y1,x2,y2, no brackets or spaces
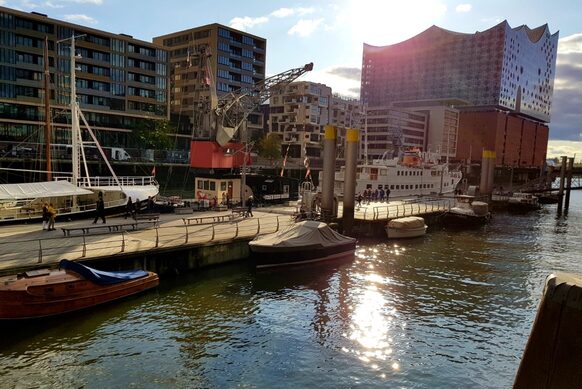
257,133,282,160
133,119,174,150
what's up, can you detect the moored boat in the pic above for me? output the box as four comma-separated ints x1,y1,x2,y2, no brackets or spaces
249,221,356,269
0,259,159,320
386,216,427,238
443,195,491,227
507,192,541,212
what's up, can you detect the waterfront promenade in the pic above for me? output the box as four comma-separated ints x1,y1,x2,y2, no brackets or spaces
0,197,453,273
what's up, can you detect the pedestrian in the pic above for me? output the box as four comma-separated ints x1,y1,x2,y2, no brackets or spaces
42,202,49,230
386,188,391,202
93,192,106,224
134,198,141,215
125,196,133,219
147,196,155,213
246,195,253,217
47,203,56,231
357,193,362,208
212,196,218,209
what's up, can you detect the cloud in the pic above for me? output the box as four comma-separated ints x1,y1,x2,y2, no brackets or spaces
455,3,472,13
44,1,64,8
547,140,582,160
229,16,268,31
271,7,294,18
66,0,103,4
326,67,361,81
63,13,97,24
288,18,324,37
550,33,582,141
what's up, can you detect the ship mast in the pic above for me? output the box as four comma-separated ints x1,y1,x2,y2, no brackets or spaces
44,36,52,181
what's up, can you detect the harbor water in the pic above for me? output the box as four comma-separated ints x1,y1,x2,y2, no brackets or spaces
0,192,581,388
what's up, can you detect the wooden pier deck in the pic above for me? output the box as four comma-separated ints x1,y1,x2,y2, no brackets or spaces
0,197,454,274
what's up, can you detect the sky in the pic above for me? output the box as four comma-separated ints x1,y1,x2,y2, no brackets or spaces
2,0,582,159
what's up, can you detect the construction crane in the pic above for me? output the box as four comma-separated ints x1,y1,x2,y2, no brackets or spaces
211,62,314,146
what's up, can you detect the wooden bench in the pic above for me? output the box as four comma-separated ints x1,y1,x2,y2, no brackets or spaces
61,220,159,237
133,212,160,221
182,214,236,225
174,207,194,215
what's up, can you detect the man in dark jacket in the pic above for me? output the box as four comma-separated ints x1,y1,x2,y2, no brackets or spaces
246,195,253,217
93,192,106,224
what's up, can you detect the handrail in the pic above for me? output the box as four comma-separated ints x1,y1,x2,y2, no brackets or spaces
0,215,286,268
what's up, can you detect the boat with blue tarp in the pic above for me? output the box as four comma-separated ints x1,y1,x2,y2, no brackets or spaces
0,259,159,320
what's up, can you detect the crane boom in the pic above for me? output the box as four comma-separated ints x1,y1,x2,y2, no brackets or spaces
214,62,314,146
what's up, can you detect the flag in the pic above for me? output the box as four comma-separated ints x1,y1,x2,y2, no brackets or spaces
151,166,156,177
280,145,290,177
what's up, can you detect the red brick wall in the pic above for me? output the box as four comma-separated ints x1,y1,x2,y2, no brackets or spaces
457,111,547,168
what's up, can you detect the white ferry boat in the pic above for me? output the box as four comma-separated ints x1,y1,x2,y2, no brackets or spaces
331,149,462,198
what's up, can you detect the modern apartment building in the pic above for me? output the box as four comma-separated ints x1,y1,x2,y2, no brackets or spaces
153,24,266,143
362,107,428,161
331,96,361,158
361,21,558,167
269,81,332,167
0,6,169,149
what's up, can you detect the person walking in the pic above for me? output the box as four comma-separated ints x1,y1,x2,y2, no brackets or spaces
134,198,141,216
42,202,49,230
147,196,155,213
93,192,106,224
125,196,133,219
47,203,56,231
246,195,253,217
386,188,391,202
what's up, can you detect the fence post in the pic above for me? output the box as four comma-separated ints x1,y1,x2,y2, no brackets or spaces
211,225,215,241
234,222,239,238
155,226,159,248
184,224,189,244
257,218,261,235
38,240,43,264
121,231,125,253
276,216,280,231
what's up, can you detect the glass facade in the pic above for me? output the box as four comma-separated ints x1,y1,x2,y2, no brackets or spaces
361,21,558,123
0,7,169,148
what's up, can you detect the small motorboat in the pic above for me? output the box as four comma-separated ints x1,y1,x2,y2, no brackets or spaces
443,195,491,227
507,192,541,212
386,216,427,238
249,220,356,269
0,259,159,320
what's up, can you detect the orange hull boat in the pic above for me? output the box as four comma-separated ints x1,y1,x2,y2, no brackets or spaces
0,260,159,320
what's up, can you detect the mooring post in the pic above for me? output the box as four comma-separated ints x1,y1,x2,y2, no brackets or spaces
321,125,337,223
343,128,359,235
557,156,567,215
564,157,574,213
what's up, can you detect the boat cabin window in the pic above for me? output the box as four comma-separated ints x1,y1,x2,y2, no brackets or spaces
396,185,400,190
397,171,400,176
197,181,203,189
390,185,394,190
210,181,216,191
221,182,227,191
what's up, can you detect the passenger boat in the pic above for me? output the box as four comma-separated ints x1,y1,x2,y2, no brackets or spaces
0,34,158,224
443,195,491,227
329,149,462,198
0,259,159,320
507,192,541,212
249,221,356,269
386,216,427,238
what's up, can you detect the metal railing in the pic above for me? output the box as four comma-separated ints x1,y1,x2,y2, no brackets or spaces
354,198,454,221
0,215,287,269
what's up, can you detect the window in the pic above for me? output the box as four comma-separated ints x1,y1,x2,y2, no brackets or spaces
210,181,216,191
198,181,203,189
220,182,227,191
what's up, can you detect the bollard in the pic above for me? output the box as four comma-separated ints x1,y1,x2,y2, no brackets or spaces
564,157,574,213
321,125,337,221
557,156,567,215
343,128,359,234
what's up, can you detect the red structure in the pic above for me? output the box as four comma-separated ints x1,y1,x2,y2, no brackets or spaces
189,141,252,169
457,111,549,167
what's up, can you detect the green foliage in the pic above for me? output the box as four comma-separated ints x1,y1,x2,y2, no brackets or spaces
133,119,174,150
257,133,282,160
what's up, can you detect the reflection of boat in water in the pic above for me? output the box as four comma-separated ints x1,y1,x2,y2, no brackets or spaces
329,149,462,198
443,195,491,227
0,35,158,223
0,259,159,320
386,216,427,239
249,221,356,269
507,192,541,212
